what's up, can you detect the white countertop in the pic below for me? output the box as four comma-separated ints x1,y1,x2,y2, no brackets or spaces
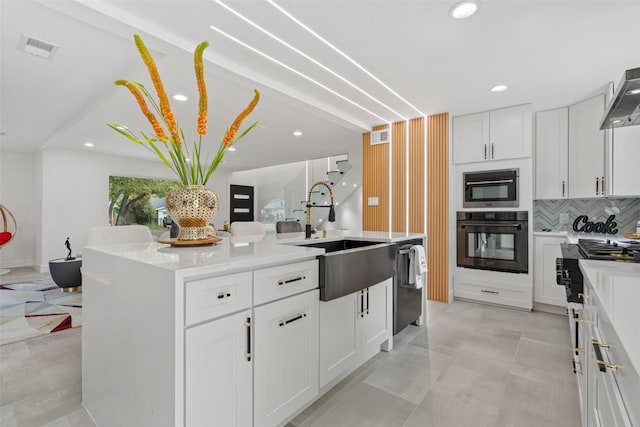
579,259,640,374
83,231,426,275
533,231,568,237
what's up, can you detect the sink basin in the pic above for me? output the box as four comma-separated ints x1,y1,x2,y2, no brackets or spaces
297,240,397,301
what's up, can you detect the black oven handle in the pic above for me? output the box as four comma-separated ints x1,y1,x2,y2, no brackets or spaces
465,179,514,185
460,223,522,230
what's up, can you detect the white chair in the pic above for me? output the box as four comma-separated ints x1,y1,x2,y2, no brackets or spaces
87,225,153,246
230,221,265,237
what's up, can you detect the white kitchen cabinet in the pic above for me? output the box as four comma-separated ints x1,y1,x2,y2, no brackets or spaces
569,94,607,198
610,125,640,197
361,280,393,361
319,279,393,388
533,235,567,306
453,104,532,164
254,289,319,427
185,310,253,427
453,112,489,164
535,108,569,199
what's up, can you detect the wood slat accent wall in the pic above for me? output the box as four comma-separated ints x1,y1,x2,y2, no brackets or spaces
362,124,389,231
362,114,448,302
427,113,449,302
408,117,425,233
391,121,406,232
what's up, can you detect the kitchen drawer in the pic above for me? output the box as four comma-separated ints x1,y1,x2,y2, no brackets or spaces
185,271,253,326
455,280,529,309
254,260,318,305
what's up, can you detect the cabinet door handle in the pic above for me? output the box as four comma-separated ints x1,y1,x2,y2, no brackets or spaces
217,291,231,299
359,290,365,318
484,144,487,160
596,177,600,195
277,275,306,286
279,313,307,327
481,289,499,295
365,288,369,315
244,317,252,361
491,143,494,159
562,180,565,198
601,176,605,195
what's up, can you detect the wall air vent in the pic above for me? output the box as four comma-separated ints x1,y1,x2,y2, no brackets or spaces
370,129,390,145
18,34,59,60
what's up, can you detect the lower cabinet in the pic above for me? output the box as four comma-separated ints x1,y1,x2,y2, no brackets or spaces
319,279,393,388
185,309,253,427
254,289,319,427
533,235,567,306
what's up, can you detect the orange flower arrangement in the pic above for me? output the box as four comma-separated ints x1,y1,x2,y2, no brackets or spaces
108,35,260,185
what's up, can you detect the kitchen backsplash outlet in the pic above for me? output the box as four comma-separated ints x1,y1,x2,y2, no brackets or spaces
534,198,640,233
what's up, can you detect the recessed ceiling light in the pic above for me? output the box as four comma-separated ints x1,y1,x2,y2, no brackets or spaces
84,142,94,148
626,88,640,95
173,93,188,101
490,84,508,93
450,0,479,19
342,182,346,186
228,147,237,151
293,130,303,136
352,183,357,187
613,119,622,124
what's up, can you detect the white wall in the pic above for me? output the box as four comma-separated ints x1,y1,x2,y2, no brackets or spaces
0,152,36,268
36,149,230,271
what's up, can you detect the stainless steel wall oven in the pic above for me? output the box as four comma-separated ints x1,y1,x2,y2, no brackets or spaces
463,168,519,208
456,211,528,274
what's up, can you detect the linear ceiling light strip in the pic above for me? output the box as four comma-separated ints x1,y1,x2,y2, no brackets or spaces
267,0,425,117
209,25,389,123
388,122,393,237
214,0,407,121
424,116,428,235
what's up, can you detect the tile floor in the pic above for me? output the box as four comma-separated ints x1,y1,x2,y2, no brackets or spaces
0,268,580,427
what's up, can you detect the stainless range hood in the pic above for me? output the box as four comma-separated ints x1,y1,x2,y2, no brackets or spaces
599,67,640,130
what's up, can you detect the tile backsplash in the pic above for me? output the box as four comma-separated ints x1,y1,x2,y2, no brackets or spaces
534,198,640,233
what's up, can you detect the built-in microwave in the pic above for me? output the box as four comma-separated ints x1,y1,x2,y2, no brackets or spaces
463,168,519,208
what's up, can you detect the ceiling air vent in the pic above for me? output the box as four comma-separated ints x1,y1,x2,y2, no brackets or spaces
18,34,59,60
370,129,390,145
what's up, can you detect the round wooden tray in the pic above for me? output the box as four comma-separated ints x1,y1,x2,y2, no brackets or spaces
157,236,223,247
623,232,640,240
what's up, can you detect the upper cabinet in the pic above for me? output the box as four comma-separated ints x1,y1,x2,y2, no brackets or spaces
535,108,569,199
610,125,640,197
568,94,607,198
453,104,532,164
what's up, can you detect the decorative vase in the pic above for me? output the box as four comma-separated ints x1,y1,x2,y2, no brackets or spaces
165,185,219,240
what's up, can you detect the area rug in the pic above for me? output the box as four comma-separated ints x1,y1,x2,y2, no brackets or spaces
0,279,82,346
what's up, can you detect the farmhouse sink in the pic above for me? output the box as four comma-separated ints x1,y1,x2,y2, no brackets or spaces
297,240,397,301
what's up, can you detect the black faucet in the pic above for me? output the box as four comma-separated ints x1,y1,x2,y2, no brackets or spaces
305,181,336,239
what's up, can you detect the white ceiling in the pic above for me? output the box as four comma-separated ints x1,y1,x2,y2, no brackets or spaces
1,0,639,172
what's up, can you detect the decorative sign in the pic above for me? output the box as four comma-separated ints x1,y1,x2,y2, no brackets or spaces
572,215,618,234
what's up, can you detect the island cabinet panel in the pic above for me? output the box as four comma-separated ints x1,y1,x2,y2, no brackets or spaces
185,309,252,427
254,289,319,427
319,279,393,388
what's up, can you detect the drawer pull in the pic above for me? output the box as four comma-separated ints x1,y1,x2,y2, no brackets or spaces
277,276,306,286
217,292,231,299
279,313,307,327
481,289,499,295
592,340,618,373
592,340,610,350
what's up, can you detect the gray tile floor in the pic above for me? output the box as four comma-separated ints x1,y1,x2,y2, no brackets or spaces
1,268,580,427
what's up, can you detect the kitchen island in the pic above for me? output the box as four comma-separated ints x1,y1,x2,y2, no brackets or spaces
81,231,425,427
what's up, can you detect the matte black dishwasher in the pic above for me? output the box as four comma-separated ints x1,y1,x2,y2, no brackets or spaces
394,239,425,334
